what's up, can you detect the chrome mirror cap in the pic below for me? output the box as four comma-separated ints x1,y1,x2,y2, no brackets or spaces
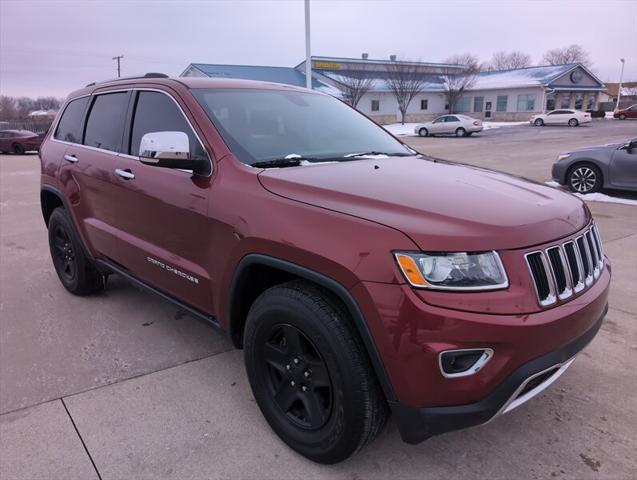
139,131,190,161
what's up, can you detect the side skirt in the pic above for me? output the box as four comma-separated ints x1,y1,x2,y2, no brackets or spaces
95,258,222,332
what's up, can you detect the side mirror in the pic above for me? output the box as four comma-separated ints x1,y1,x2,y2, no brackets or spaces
621,143,634,153
139,131,206,172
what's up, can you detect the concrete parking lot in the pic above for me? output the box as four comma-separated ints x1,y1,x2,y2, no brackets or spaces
1,120,636,480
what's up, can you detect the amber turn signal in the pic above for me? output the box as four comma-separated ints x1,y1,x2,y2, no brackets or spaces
394,253,428,287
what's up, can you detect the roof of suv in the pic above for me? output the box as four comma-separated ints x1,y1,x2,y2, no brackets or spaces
68,74,315,100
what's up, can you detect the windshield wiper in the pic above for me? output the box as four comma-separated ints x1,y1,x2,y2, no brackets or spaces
251,155,323,169
343,151,412,158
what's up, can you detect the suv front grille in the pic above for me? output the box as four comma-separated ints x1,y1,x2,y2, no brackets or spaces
525,224,604,307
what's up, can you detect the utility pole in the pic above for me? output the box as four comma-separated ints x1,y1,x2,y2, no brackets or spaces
112,55,124,78
615,58,625,112
304,0,312,89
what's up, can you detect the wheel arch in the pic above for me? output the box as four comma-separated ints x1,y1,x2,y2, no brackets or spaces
40,184,94,259
227,253,396,401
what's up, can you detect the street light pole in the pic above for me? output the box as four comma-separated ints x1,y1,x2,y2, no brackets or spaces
615,58,625,112
304,0,312,90
112,55,124,78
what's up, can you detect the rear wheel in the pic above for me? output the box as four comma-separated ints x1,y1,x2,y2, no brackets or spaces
534,118,544,126
568,118,579,127
244,280,388,464
418,128,428,137
455,127,467,137
12,143,25,155
568,163,602,194
48,207,104,295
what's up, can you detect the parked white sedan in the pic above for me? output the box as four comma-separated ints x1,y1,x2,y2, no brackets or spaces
414,114,483,137
530,109,591,127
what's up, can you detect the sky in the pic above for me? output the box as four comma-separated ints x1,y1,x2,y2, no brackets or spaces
1,0,636,98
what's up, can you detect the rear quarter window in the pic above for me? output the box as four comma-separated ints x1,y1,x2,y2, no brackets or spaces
54,97,89,143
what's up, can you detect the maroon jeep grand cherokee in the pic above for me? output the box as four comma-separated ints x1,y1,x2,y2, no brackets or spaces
40,74,610,464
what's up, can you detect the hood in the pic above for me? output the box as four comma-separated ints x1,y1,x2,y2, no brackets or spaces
258,156,590,251
568,142,621,154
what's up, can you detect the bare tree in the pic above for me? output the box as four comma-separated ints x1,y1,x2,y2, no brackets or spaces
441,56,479,114
0,96,18,120
384,60,429,124
487,51,532,71
335,69,375,109
542,45,592,67
445,53,482,71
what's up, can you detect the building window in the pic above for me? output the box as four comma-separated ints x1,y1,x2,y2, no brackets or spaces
371,99,379,112
587,94,595,110
574,93,584,110
546,93,556,111
517,94,536,112
560,94,571,109
496,95,508,112
420,99,428,110
473,96,484,113
455,97,470,112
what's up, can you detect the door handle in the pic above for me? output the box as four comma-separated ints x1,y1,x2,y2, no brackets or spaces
115,168,135,180
63,154,78,163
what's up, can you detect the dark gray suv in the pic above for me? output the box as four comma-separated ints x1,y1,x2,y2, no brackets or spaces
552,138,637,194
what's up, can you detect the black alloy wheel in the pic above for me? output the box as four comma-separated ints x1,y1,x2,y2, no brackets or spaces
51,224,77,283
261,324,332,430
244,280,388,464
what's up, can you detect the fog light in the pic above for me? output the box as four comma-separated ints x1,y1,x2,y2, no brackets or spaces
439,348,493,378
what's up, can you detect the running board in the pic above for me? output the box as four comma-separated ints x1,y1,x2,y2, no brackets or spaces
95,259,221,330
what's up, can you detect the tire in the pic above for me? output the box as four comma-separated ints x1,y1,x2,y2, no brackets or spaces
244,280,388,464
455,127,467,137
568,118,579,127
619,114,627,120
418,127,428,137
48,207,104,295
568,163,602,194
12,143,25,155
534,118,544,126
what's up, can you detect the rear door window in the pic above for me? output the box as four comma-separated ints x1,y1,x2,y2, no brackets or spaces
129,91,207,161
83,92,130,152
54,97,89,143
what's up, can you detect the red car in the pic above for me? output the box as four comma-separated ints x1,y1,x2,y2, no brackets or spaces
614,104,637,119
0,129,44,154
39,74,610,464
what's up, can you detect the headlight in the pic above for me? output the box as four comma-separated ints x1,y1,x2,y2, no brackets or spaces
557,154,570,161
394,251,508,291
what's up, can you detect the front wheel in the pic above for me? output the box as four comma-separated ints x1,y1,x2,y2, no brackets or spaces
244,281,388,464
619,114,627,120
48,207,104,295
568,118,579,127
418,128,428,137
455,127,467,137
568,163,602,194
534,118,544,126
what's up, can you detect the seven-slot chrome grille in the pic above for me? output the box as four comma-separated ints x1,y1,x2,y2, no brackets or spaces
525,223,605,307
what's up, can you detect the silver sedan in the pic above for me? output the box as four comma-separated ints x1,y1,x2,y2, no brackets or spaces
414,114,483,137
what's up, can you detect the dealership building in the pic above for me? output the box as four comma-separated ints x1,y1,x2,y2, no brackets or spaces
181,55,606,124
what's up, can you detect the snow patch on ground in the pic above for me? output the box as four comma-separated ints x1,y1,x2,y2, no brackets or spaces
384,121,526,137
545,181,637,206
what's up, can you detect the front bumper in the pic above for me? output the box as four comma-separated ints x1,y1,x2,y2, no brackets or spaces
551,161,568,184
389,305,606,443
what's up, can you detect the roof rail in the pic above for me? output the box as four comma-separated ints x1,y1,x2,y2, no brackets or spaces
85,72,169,87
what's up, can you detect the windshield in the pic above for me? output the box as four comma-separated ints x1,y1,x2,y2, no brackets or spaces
192,88,412,165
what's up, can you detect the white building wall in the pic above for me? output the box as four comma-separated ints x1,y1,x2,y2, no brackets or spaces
351,87,546,124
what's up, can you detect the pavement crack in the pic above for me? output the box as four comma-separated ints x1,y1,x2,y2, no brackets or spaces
61,398,103,480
